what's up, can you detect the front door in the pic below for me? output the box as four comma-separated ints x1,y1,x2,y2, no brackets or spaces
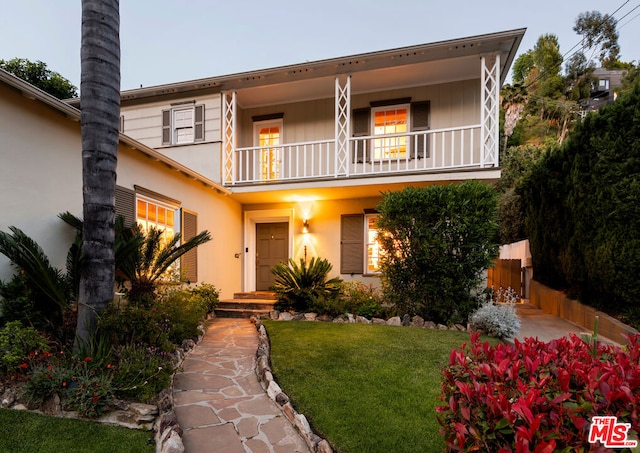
256,222,288,291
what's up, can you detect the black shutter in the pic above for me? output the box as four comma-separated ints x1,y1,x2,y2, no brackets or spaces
411,101,430,158
352,108,370,163
194,105,205,142
162,109,171,145
180,209,198,283
114,185,136,228
340,214,364,274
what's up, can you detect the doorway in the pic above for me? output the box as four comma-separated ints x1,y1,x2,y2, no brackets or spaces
256,222,289,291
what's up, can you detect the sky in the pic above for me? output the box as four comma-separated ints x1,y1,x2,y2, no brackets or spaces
1,0,639,91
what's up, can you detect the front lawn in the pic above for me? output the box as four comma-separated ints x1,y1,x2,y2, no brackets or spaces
0,408,154,453
264,321,497,453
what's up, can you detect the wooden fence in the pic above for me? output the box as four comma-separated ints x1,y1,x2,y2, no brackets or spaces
487,259,522,296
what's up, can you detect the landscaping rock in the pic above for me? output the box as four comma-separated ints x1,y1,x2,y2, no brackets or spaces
41,394,62,415
275,392,289,405
267,380,282,400
332,315,347,323
347,314,355,323
424,321,437,329
270,310,280,320
317,314,333,323
1,388,17,408
371,318,386,325
280,312,293,321
356,315,370,324
386,316,402,326
317,439,334,453
411,316,425,328
129,402,158,417
454,323,466,331
181,339,195,352
304,312,317,321
402,314,411,326
437,324,448,330
292,313,305,321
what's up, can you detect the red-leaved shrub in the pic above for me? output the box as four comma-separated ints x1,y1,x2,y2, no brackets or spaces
437,333,640,452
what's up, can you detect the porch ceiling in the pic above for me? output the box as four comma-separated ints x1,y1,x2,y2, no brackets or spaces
225,168,501,205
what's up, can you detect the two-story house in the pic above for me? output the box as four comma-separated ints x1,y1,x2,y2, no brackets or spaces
2,28,525,300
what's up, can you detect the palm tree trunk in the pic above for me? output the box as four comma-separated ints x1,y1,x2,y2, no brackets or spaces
76,0,120,347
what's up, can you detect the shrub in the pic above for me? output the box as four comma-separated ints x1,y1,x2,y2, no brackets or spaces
111,344,174,403
0,321,49,371
155,286,211,344
272,257,342,312
376,181,499,324
520,84,640,312
469,302,520,339
98,302,172,351
437,333,640,451
188,282,219,314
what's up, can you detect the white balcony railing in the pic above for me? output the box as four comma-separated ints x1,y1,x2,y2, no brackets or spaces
228,124,486,185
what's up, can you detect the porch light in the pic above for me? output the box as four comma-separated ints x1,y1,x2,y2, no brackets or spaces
302,219,310,234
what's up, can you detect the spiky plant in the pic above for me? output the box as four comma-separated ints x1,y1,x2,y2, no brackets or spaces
271,257,342,312
0,226,70,330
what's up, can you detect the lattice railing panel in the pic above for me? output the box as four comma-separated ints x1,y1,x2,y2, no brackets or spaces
223,91,236,184
335,75,350,176
481,55,500,167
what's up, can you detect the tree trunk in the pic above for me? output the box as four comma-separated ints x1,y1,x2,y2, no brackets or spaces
76,0,120,348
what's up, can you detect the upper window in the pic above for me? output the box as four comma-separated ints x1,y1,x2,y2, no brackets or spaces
162,104,205,145
254,119,282,181
372,105,408,159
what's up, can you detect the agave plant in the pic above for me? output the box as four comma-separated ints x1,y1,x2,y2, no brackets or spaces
271,257,342,312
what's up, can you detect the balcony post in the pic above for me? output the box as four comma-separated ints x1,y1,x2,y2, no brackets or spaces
481,54,500,167
335,75,351,177
222,91,237,184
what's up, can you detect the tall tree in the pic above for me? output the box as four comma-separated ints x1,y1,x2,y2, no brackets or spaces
573,11,620,69
0,58,77,99
76,0,120,346
501,83,527,153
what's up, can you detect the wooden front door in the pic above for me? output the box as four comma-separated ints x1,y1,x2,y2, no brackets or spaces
256,222,288,291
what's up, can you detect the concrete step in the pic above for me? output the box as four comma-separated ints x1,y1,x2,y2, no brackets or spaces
215,292,279,318
233,291,277,300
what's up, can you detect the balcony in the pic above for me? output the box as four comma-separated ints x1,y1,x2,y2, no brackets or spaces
227,124,491,185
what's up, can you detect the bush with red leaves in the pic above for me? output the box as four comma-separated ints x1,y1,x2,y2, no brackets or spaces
437,333,640,452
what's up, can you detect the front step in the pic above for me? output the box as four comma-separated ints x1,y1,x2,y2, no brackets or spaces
215,292,278,319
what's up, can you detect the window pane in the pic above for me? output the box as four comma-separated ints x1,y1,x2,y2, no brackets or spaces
158,207,166,224
148,204,157,222
137,200,147,220
373,107,407,159
366,215,381,273
167,210,174,227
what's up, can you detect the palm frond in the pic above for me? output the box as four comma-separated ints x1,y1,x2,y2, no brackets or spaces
149,230,211,283
0,226,68,311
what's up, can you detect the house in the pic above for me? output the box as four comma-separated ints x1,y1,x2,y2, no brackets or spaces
585,67,626,111
1,28,525,299
0,69,243,299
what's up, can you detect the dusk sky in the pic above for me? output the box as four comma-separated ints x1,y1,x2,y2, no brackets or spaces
2,0,639,90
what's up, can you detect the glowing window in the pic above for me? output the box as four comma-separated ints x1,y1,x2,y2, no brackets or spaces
255,120,282,181
365,214,381,274
372,106,408,159
136,198,175,244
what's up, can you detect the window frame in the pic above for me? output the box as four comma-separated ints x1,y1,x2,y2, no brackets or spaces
135,195,180,244
370,103,410,160
364,213,382,275
253,118,283,181
161,104,205,146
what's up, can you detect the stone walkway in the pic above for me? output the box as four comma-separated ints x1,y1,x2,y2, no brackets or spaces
173,318,309,453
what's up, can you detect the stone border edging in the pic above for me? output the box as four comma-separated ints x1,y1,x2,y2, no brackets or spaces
155,323,206,453
251,316,334,453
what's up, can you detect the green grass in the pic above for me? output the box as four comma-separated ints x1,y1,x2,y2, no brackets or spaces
265,321,495,453
0,408,154,453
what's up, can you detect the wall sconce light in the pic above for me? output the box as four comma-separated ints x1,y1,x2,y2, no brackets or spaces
302,219,310,234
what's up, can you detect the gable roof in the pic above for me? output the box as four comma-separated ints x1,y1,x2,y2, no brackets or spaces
0,68,230,195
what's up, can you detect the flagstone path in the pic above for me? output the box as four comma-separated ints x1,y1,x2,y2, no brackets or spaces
173,318,309,453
